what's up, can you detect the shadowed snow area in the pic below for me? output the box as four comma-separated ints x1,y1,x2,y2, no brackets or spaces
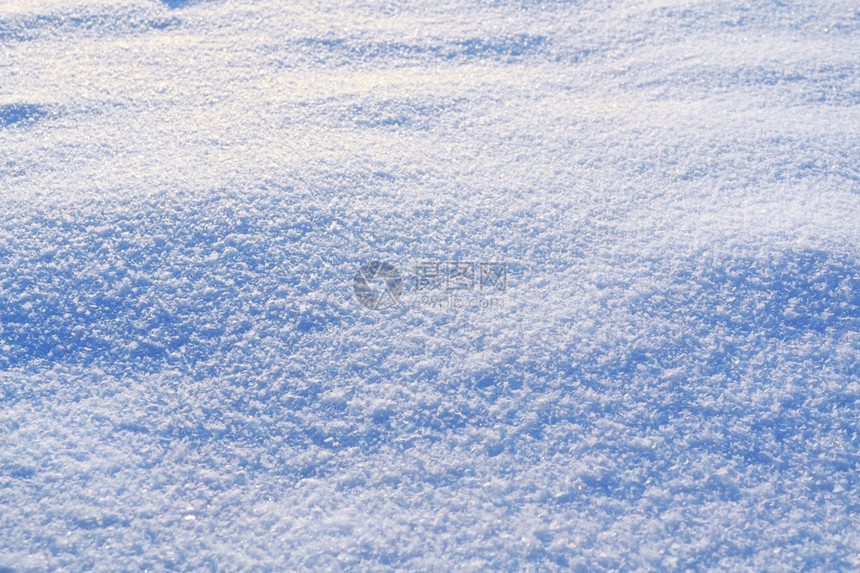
1,0,858,570
0,104,48,127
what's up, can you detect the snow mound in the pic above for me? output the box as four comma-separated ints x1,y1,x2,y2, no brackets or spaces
1,0,858,570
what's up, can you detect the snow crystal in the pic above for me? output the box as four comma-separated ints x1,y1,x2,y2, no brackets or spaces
1,0,857,570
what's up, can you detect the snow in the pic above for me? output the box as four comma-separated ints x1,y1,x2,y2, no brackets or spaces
1,0,858,570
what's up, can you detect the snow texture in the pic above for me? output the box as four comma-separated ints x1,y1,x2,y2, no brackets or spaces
1,0,858,570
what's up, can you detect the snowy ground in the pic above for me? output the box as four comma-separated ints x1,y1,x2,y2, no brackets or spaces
1,0,858,570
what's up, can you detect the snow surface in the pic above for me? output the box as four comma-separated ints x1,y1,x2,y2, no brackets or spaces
1,0,858,570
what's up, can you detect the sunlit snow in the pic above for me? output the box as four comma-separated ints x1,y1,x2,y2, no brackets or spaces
1,0,858,570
